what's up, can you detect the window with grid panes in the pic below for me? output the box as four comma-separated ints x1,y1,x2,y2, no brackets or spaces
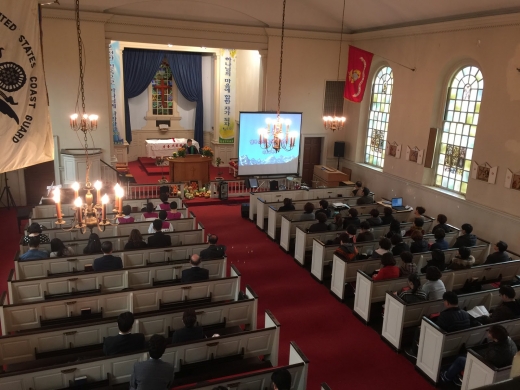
436,66,483,194
151,60,174,116
365,67,393,168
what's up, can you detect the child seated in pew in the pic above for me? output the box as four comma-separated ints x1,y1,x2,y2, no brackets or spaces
409,230,429,254
432,214,451,234
404,218,425,237
370,237,392,259
50,238,75,258
171,309,205,344
103,312,145,356
300,202,315,221
356,221,374,242
155,192,171,211
447,246,475,270
342,208,360,229
366,208,382,226
420,249,447,273
116,205,135,224
429,229,448,251
166,201,182,220
399,251,417,276
385,219,402,240
479,285,520,324
380,207,395,225
372,253,400,281
440,325,518,386
391,234,409,256
333,231,358,261
141,203,159,221
397,273,427,303
421,266,446,300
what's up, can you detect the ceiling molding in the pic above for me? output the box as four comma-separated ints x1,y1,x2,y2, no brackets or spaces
42,8,113,23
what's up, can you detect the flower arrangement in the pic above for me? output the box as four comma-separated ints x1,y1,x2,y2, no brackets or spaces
183,181,210,199
177,147,186,158
171,152,178,158
201,146,214,158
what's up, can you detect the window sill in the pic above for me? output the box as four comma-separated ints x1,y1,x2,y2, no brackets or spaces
424,185,466,200
356,162,383,173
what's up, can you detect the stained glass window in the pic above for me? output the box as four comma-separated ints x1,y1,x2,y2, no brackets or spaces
152,60,174,116
435,66,483,194
365,67,393,168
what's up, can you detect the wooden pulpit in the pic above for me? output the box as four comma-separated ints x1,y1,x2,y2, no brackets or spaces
169,155,211,183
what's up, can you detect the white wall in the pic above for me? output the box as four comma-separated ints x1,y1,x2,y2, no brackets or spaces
236,49,261,115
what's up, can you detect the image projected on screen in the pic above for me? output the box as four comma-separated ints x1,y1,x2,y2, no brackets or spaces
238,112,302,176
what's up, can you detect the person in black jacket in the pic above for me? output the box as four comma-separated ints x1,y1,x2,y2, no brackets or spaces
93,241,123,271
432,214,451,234
385,219,401,239
429,229,448,251
420,249,447,273
124,229,148,250
410,230,429,254
342,208,360,229
366,209,382,226
391,234,409,256
200,234,226,259
308,212,329,232
271,368,292,390
147,219,172,248
356,187,374,205
316,199,331,218
171,309,205,344
479,285,520,324
181,254,209,282
356,221,374,242
103,312,145,355
451,223,477,248
380,207,395,225
278,198,295,212
485,241,510,264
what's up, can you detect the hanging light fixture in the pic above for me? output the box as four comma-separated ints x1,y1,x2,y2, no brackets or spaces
258,0,296,153
53,0,121,233
323,0,347,132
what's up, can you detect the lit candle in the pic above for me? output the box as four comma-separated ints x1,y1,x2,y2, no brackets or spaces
94,180,102,205
70,113,78,128
72,182,80,199
101,194,109,221
74,197,83,225
89,114,99,129
52,188,62,220
115,186,124,215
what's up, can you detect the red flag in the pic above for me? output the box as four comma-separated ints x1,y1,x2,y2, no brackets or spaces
344,46,374,103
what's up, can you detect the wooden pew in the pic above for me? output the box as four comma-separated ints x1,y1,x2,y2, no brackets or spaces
416,316,520,384
381,285,520,351
0,310,280,389
0,265,241,334
0,285,258,365
20,226,205,254
8,257,228,304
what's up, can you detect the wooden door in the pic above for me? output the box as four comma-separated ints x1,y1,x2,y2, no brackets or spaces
24,161,55,206
302,137,322,185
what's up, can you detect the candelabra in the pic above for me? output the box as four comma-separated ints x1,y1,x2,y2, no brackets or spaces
323,116,346,132
258,117,296,153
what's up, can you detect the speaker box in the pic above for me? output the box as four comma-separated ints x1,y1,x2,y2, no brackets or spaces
219,181,228,200
269,180,279,191
334,141,345,158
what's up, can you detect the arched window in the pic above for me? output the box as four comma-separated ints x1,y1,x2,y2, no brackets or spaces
365,67,393,168
436,66,483,194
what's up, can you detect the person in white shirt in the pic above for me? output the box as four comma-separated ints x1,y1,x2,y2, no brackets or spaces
148,210,173,233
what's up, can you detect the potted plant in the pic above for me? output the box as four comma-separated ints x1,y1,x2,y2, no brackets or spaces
201,146,214,158
177,147,186,158
215,157,223,180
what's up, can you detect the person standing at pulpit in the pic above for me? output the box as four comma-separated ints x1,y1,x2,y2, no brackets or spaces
183,139,199,154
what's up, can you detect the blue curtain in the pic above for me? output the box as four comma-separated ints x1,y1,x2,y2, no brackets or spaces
123,49,164,143
165,52,204,147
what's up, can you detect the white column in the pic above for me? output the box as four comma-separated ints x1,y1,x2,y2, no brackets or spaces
259,49,268,111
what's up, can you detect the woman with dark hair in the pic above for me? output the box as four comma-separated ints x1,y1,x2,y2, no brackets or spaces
328,214,344,231
155,192,170,211
278,198,295,212
380,207,395,225
385,219,401,239
343,208,360,229
430,229,448,251
370,237,392,259
399,251,417,276
367,209,382,226
142,202,158,221
391,234,410,256
117,205,135,224
20,223,50,245
432,214,451,234
398,273,427,303
300,202,315,221
420,249,446,273
83,233,102,254
410,230,429,253
448,246,475,270
372,253,400,281
50,238,75,257
422,266,446,300
124,229,148,250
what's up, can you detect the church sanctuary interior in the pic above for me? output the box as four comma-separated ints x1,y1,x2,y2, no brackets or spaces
2,0,520,389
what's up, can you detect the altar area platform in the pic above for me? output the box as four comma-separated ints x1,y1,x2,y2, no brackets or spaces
135,158,235,181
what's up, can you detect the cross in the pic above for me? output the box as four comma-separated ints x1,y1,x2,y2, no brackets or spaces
154,78,170,108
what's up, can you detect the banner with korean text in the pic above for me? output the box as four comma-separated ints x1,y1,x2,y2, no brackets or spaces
0,0,53,173
218,49,236,143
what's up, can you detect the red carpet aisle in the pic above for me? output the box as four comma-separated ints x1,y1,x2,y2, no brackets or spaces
0,208,23,294
191,204,435,390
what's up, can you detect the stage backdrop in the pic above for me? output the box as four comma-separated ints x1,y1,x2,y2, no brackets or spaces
0,0,53,173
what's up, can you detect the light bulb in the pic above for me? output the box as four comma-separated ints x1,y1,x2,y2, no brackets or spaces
74,197,83,208
52,188,60,203
101,194,109,204
94,180,102,190
72,182,80,191
70,113,78,120
116,187,124,198
88,115,98,121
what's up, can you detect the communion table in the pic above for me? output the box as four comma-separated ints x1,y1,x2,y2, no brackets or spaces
145,139,200,158
169,155,211,183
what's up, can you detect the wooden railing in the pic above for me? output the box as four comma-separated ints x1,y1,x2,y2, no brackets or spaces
126,182,185,199
209,178,299,198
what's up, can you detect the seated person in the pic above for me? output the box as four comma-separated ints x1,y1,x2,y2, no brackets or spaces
421,249,447,273
356,187,374,205
334,230,358,261
410,230,429,253
480,285,520,324
200,234,226,259
391,234,410,256
399,251,417,276
356,221,374,242
429,229,448,251
129,334,174,390
372,253,400,281
366,208,382,226
408,206,426,222
50,238,75,257
155,192,171,211
404,217,425,237
422,266,446,300
19,236,50,260
148,210,173,233
447,246,475,270
181,254,209,282
342,208,360,229
328,214,344,231
171,309,205,344
385,219,402,239
437,291,472,332
147,219,172,248
278,197,295,212
166,201,182,220
117,205,135,224
441,325,518,385
451,223,477,248
308,212,329,233
93,241,123,271
20,222,50,245
316,199,331,218
398,273,427,303
271,368,292,390
141,202,159,221
380,207,395,225
83,232,102,254
485,241,510,264
351,181,365,197
183,138,199,154
300,202,315,221
124,229,148,250
432,213,451,234
103,312,145,355
370,237,392,259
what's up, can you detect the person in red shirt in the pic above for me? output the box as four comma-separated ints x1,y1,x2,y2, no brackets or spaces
372,253,400,281
117,205,135,224
166,201,182,220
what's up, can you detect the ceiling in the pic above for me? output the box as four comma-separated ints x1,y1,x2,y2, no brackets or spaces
46,0,520,33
